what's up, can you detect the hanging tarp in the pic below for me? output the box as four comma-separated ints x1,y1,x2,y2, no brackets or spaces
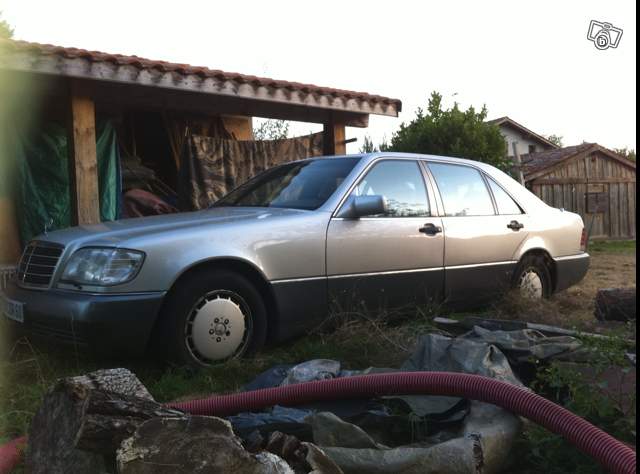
9,120,121,244
179,132,324,210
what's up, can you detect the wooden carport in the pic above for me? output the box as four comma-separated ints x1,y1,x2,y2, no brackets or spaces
0,39,401,228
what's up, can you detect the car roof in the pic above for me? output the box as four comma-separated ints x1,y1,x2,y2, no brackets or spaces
301,152,495,169
312,152,549,213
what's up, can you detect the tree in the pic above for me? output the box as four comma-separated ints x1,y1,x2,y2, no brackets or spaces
0,11,14,39
546,134,564,147
253,119,289,141
381,92,510,170
613,147,636,162
359,135,378,153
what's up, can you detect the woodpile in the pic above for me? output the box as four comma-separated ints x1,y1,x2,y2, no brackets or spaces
594,288,636,322
25,368,340,474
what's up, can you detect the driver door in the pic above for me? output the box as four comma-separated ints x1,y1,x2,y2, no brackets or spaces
326,159,445,311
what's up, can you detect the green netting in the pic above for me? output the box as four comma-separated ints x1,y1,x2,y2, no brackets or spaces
2,120,120,244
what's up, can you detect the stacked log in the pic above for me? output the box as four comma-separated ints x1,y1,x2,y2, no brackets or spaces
25,368,339,474
594,288,636,322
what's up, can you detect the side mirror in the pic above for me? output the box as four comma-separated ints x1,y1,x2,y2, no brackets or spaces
336,195,388,218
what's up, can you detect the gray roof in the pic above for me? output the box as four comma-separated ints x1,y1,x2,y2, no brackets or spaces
487,116,560,150
521,143,636,181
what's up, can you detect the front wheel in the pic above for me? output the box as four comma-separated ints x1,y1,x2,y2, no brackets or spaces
160,269,268,367
513,255,553,299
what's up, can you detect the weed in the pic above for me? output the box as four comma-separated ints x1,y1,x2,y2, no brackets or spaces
517,329,636,474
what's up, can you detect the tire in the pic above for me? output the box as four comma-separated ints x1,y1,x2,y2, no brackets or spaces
159,269,268,367
512,254,553,299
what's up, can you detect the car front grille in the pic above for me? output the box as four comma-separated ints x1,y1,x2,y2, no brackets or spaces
17,242,65,287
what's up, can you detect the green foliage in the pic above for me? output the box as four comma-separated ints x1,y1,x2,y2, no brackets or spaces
546,134,564,147
613,147,636,162
253,119,289,141
521,331,636,474
381,91,510,170
0,11,13,39
359,135,378,153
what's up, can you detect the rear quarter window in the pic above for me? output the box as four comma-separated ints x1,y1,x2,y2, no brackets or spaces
487,178,523,215
428,163,495,217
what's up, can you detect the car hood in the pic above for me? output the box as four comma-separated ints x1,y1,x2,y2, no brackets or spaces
36,207,312,247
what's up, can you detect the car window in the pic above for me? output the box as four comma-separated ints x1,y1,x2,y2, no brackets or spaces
428,163,495,216
487,177,523,215
352,160,430,217
214,157,360,210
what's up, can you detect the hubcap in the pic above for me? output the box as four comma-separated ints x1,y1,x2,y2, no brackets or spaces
184,290,252,365
519,270,543,299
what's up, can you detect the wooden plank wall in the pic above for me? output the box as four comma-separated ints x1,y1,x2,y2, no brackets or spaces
529,151,636,239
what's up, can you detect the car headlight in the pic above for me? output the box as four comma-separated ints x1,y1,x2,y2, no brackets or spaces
61,248,145,286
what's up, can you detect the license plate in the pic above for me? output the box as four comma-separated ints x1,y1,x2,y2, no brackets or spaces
1,293,24,323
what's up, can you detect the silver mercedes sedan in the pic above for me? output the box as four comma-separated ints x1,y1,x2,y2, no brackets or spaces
2,153,589,366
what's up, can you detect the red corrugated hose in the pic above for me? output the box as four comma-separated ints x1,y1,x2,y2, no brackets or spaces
167,372,636,474
0,436,26,474
1,372,635,474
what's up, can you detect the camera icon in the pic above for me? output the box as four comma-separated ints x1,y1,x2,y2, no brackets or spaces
588,20,623,50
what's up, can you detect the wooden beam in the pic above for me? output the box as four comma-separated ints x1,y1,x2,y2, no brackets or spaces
68,81,100,225
221,115,253,140
323,122,346,155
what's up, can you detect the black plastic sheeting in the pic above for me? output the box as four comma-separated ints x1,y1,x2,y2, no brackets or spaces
229,328,587,474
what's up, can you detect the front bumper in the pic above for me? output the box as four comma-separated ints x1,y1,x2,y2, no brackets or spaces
3,280,165,356
554,253,590,292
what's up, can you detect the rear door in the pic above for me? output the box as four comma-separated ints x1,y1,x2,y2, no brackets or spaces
326,159,445,311
425,162,529,305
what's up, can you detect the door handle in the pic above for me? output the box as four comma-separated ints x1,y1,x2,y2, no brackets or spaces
507,220,524,231
419,223,442,236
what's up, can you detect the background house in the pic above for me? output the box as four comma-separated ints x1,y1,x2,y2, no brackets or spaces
488,116,559,158
0,39,401,269
522,143,636,240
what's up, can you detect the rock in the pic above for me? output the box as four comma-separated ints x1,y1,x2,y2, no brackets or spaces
117,416,294,473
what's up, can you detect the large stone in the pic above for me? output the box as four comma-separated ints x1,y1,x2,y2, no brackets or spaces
117,416,293,474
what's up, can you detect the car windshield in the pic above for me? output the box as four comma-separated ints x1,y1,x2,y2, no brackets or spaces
214,157,361,210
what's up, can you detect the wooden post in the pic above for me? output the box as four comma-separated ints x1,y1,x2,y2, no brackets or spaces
323,122,346,155
68,81,100,225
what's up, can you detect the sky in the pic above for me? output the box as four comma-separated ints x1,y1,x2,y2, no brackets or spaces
1,0,636,154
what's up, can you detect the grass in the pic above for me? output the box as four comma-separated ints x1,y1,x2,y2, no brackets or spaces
0,241,635,471
0,305,435,440
588,239,636,255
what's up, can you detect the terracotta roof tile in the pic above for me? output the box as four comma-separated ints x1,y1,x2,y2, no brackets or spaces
1,39,402,110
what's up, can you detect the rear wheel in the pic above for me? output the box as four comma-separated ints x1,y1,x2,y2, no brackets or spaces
159,269,268,367
513,254,553,299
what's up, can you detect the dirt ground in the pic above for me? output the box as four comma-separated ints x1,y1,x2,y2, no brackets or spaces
492,242,636,335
